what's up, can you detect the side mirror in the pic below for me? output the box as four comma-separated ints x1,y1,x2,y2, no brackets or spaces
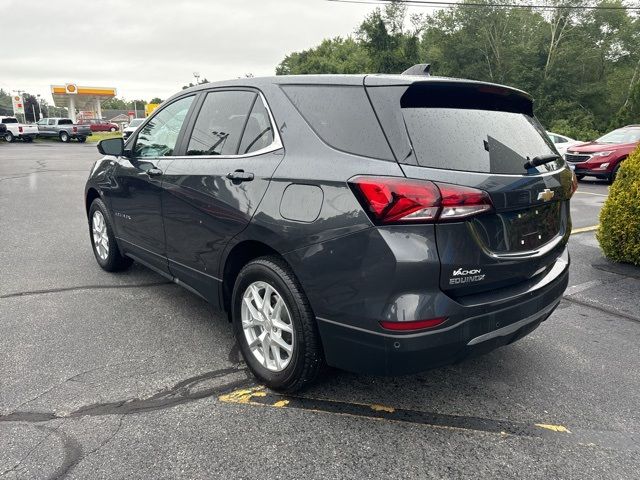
97,137,124,156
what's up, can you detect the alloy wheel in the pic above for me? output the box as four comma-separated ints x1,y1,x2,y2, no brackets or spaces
92,210,109,261
241,281,294,372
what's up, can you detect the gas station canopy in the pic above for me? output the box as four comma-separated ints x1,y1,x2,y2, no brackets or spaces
51,84,117,122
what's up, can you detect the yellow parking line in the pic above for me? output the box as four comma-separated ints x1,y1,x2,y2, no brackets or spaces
571,225,599,234
218,386,572,439
535,423,572,433
575,191,608,197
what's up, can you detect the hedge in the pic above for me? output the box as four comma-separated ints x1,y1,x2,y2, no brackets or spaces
597,145,640,265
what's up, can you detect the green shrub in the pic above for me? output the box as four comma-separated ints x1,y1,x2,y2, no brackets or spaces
597,145,640,265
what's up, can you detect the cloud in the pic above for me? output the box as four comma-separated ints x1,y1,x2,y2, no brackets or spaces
2,0,407,103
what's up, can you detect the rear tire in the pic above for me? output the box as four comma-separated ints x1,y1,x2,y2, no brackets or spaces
4,132,15,143
110,127,117,132
232,256,323,392
59,131,69,142
89,198,133,272
77,136,86,143
575,174,585,180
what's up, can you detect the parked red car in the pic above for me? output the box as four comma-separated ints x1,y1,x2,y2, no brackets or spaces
80,119,119,132
565,125,640,183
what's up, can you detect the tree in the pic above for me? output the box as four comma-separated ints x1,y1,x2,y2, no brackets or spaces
149,97,163,104
276,37,370,75
23,94,41,123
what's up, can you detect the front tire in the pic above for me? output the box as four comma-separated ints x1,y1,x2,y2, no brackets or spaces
232,256,323,392
608,164,621,184
59,131,69,142
110,127,117,132
89,198,132,272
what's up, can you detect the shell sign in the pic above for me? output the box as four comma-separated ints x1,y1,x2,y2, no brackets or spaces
65,84,78,94
11,95,24,114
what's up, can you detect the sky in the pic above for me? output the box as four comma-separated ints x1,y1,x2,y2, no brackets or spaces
2,0,427,105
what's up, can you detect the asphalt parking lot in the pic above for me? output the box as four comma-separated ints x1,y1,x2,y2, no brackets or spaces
1,142,639,479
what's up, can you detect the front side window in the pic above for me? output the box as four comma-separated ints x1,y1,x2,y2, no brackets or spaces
187,91,256,156
134,96,194,157
48,119,56,125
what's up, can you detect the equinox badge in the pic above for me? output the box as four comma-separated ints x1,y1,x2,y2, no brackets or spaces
537,188,555,202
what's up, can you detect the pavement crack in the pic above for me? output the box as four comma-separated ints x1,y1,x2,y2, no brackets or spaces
0,281,172,299
562,296,640,323
0,424,60,477
0,366,253,424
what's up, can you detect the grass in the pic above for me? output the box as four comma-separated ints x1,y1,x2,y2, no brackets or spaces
31,131,123,144
86,131,123,143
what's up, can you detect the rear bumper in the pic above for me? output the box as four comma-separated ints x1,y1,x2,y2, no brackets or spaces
315,249,569,376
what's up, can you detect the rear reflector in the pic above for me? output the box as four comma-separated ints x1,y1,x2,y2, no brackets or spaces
380,317,447,332
349,176,492,224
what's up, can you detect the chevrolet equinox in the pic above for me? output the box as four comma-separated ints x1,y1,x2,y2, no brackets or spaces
85,66,575,391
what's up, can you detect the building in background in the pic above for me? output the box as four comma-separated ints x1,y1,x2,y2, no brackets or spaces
50,84,117,122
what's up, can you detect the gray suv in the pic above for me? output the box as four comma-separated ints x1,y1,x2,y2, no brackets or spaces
85,67,575,391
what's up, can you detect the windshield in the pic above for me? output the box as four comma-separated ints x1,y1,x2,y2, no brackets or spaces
129,119,144,127
596,128,640,144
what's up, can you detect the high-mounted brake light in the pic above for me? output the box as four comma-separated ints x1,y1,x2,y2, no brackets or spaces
380,317,447,332
349,176,493,224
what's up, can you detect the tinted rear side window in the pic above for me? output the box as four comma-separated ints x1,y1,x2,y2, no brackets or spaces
238,97,274,155
281,85,393,161
59,119,73,125
187,90,256,156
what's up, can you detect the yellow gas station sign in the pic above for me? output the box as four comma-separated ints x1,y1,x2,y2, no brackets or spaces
145,103,160,117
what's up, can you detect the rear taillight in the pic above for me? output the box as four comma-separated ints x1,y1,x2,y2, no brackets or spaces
349,176,493,224
18,126,23,133
73,126,78,133
379,317,447,332
570,171,578,196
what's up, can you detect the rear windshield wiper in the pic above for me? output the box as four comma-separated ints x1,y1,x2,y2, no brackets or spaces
524,153,561,170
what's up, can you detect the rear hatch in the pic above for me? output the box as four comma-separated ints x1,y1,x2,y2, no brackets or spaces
366,77,574,298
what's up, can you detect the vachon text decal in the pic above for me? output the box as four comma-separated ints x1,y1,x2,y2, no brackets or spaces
450,267,486,285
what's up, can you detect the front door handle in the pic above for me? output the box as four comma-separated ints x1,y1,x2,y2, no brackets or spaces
147,167,163,177
227,169,254,182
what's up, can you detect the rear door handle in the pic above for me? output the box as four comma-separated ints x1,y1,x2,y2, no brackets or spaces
227,170,254,182
147,167,163,177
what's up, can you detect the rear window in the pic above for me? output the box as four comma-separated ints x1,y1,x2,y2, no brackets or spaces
281,85,393,161
370,83,558,174
59,119,73,125
2,118,18,124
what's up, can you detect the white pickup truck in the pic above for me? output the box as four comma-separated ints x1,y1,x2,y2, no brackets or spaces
1,117,38,142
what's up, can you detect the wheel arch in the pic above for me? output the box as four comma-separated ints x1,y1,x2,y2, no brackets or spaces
221,240,287,318
85,187,102,217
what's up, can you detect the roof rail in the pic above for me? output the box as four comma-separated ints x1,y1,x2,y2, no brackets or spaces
401,64,431,76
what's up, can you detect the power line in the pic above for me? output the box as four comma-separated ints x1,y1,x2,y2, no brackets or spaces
327,0,640,10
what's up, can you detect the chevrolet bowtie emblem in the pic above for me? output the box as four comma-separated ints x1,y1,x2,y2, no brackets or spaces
537,188,555,202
